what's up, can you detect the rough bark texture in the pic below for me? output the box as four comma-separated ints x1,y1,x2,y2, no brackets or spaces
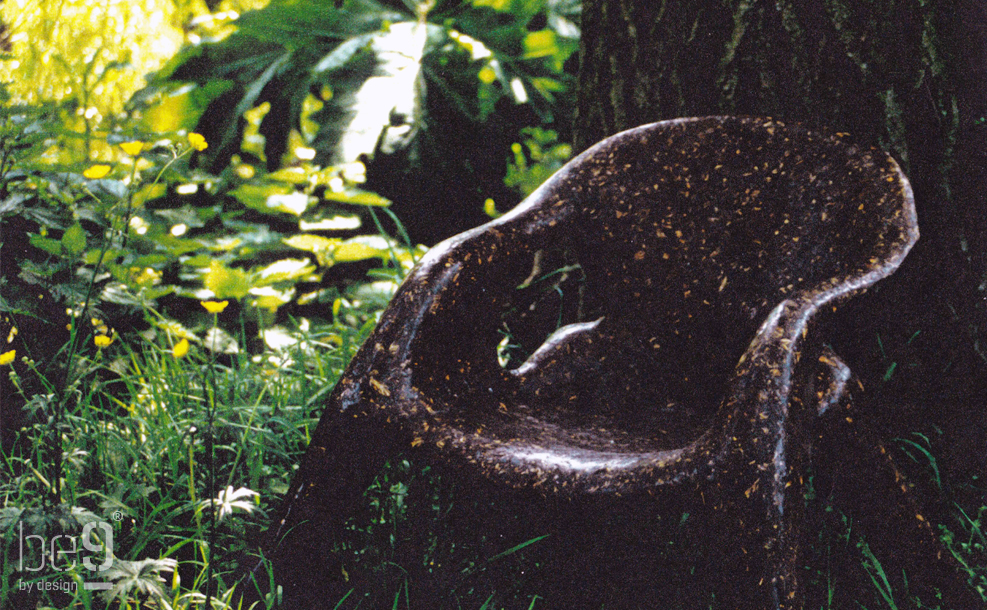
576,0,987,488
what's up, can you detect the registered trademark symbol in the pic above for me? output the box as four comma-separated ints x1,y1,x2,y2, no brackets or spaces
111,511,123,521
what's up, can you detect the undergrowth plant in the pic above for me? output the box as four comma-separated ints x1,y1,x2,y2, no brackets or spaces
0,54,425,605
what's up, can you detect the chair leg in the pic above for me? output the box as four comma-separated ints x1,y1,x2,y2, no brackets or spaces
247,405,403,608
708,406,804,609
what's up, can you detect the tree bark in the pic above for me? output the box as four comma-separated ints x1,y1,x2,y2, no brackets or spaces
575,0,987,481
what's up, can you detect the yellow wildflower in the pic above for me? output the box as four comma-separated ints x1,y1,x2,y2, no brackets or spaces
172,338,190,358
0,349,15,365
201,300,229,313
119,141,143,156
83,165,111,179
188,133,208,152
478,66,497,84
94,335,113,348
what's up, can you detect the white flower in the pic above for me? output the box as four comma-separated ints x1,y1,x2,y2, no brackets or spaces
198,486,263,522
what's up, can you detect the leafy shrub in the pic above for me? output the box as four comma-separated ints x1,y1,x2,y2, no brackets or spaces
132,0,580,243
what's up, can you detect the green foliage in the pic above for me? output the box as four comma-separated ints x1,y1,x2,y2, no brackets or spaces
504,126,571,197
0,92,423,369
0,0,185,124
132,0,579,171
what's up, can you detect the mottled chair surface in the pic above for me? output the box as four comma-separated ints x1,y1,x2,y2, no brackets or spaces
256,117,970,608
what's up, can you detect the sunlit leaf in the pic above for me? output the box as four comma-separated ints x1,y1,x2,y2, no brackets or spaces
283,234,337,266
523,30,559,59
156,235,206,256
299,215,361,231
154,204,214,229
250,286,296,311
231,183,312,215
312,33,375,74
61,223,87,255
29,234,62,256
256,258,316,284
140,80,234,133
203,261,252,300
332,236,389,263
133,183,168,207
267,192,312,215
322,188,390,207
267,166,311,184
332,241,384,263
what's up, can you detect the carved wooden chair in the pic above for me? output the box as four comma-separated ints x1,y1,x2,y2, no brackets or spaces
255,117,973,608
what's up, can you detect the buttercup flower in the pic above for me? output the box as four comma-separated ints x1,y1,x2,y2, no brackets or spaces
173,338,190,358
94,335,113,348
188,133,208,152
119,141,143,156
201,300,228,314
83,165,111,179
0,350,15,366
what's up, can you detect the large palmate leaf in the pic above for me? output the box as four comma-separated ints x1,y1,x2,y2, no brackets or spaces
132,1,579,239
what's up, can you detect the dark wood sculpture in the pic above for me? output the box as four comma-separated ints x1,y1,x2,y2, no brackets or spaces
253,117,976,608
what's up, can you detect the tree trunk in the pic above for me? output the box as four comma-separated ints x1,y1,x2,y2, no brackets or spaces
574,1,987,604
575,0,987,482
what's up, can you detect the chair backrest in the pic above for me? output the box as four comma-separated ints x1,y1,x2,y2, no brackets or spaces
398,117,915,441
524,117,915,426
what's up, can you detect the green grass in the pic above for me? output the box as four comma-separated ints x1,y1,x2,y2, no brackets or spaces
0,296,375,608
3,291,986,609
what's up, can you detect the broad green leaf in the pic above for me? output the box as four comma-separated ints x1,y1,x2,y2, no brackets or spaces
140,80,234,133
267,166,311,184
231,183,292,209
332,236,389,263
473,0,512,10
133,183,168,207
250,286,296,311
322,188,390,207
267,193,313,216
284,234,389,265
232,183,313,215
283,234,337,266
61,223,87,255
181,253,214,267
283,234,336,251
29,234,62,256
312,33,375,74
523,30,559,59
299,215,361,231
255,258,317,284
203,261,252,300
332,241,384,263
154,237,203,258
